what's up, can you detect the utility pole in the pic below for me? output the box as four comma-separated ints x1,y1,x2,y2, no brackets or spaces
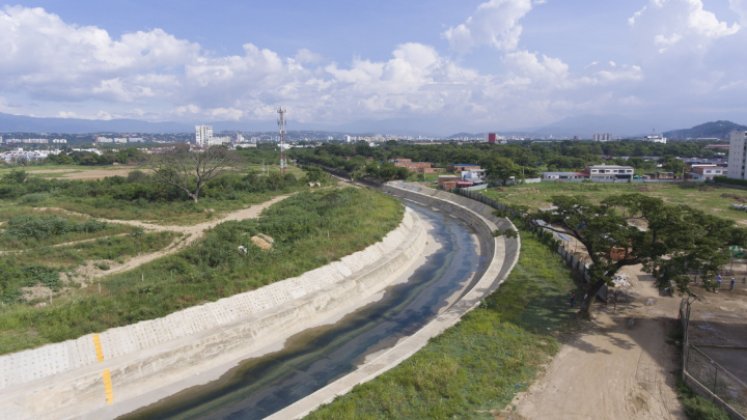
277,107,287,174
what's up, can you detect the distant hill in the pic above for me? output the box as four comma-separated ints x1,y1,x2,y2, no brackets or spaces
533,114,654,138
664,120,747,140
0,112,191,134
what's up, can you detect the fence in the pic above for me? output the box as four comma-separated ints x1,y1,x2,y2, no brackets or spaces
454,188,598,290
680,300,747,419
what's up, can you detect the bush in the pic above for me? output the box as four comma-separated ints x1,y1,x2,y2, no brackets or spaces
22,266,60,290
4,215,108,241
18,193,51,204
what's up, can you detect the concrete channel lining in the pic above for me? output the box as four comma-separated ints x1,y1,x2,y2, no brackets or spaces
267,181,521,419
0,206,431,420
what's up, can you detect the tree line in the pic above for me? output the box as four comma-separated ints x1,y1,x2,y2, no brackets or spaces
291,140,720,184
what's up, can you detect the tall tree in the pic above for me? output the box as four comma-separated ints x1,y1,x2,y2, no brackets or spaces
533,193,746,317
482,156,519,186
662,157,686,179
152,144,237,203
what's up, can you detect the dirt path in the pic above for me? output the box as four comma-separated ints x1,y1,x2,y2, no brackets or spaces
504,265,685,420
65,194,292,282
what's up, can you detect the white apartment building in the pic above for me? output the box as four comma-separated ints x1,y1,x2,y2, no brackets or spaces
195,125,214,147
728,130,747,180
207,136,231,146
587,164,634,181
644,135,667,144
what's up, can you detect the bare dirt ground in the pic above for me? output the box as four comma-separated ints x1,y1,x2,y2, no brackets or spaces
503,264,685,420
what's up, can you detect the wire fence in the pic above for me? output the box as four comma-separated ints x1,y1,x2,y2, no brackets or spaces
680,300,747,419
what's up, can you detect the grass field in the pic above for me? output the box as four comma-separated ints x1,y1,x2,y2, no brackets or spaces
481,182,747,223
307,232,577,419
0,164,142,179
0,188,403,355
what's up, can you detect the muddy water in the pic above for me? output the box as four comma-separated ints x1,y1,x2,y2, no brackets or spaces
122,202,488,420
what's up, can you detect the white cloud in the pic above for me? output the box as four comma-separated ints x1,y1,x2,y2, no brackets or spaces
442,0,537,53
9,4,745,132
731,0,747,24
0,5,198,107
630,0,740,53
209,107,244,121
294,48,323,64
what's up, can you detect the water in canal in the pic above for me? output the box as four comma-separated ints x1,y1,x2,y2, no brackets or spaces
123,201,488,419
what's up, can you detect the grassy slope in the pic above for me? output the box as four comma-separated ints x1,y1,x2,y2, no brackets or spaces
306,233,576,419
0,188,403,355
482,182,747,222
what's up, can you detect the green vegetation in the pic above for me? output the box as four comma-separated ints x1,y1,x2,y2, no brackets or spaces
0,214,123,249
482,182,747,222
292,140,720,184
0,167,310,224
45,148,148,166
0,231,176,304
677,379,730,420
0,188,402,354
307,233,576,419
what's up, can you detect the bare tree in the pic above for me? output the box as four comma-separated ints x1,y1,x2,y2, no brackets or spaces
152,144,237,203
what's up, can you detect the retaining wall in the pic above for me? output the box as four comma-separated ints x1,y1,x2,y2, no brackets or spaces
0,207,428,420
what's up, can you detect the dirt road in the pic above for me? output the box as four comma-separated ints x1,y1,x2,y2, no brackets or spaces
505,265,685,420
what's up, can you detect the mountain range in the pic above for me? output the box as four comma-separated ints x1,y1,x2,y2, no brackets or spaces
663,120,747,140
0,111,744,140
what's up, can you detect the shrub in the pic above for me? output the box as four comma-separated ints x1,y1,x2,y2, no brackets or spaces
18,193,50,204
3,215,108,241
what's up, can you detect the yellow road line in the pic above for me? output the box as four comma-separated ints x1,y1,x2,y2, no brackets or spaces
102,368,114,404
92,334,104,362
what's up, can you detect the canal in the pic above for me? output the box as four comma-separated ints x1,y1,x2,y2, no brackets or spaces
123,200,488,420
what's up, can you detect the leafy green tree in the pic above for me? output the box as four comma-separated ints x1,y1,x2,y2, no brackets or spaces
663,158,686,179
533,193,746,317
482,156,520,185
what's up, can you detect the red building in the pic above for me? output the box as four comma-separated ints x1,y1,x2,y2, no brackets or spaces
392,158,440,174
487,133,497,144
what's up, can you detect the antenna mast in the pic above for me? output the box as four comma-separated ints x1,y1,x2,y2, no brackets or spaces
277,107,287,174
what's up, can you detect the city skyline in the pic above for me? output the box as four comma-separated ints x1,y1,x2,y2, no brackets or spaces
1,1,747,133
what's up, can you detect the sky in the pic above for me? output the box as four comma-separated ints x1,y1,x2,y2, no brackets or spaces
1,0,747,134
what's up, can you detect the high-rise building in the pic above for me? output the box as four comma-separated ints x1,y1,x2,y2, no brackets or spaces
727,130,747,180
487,133,497,144
195,125,213,147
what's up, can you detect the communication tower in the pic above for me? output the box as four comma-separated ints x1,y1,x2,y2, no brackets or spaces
277,107,287,173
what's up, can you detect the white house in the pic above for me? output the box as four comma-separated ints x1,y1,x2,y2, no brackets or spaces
689,164,727,181
542,171,586,181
